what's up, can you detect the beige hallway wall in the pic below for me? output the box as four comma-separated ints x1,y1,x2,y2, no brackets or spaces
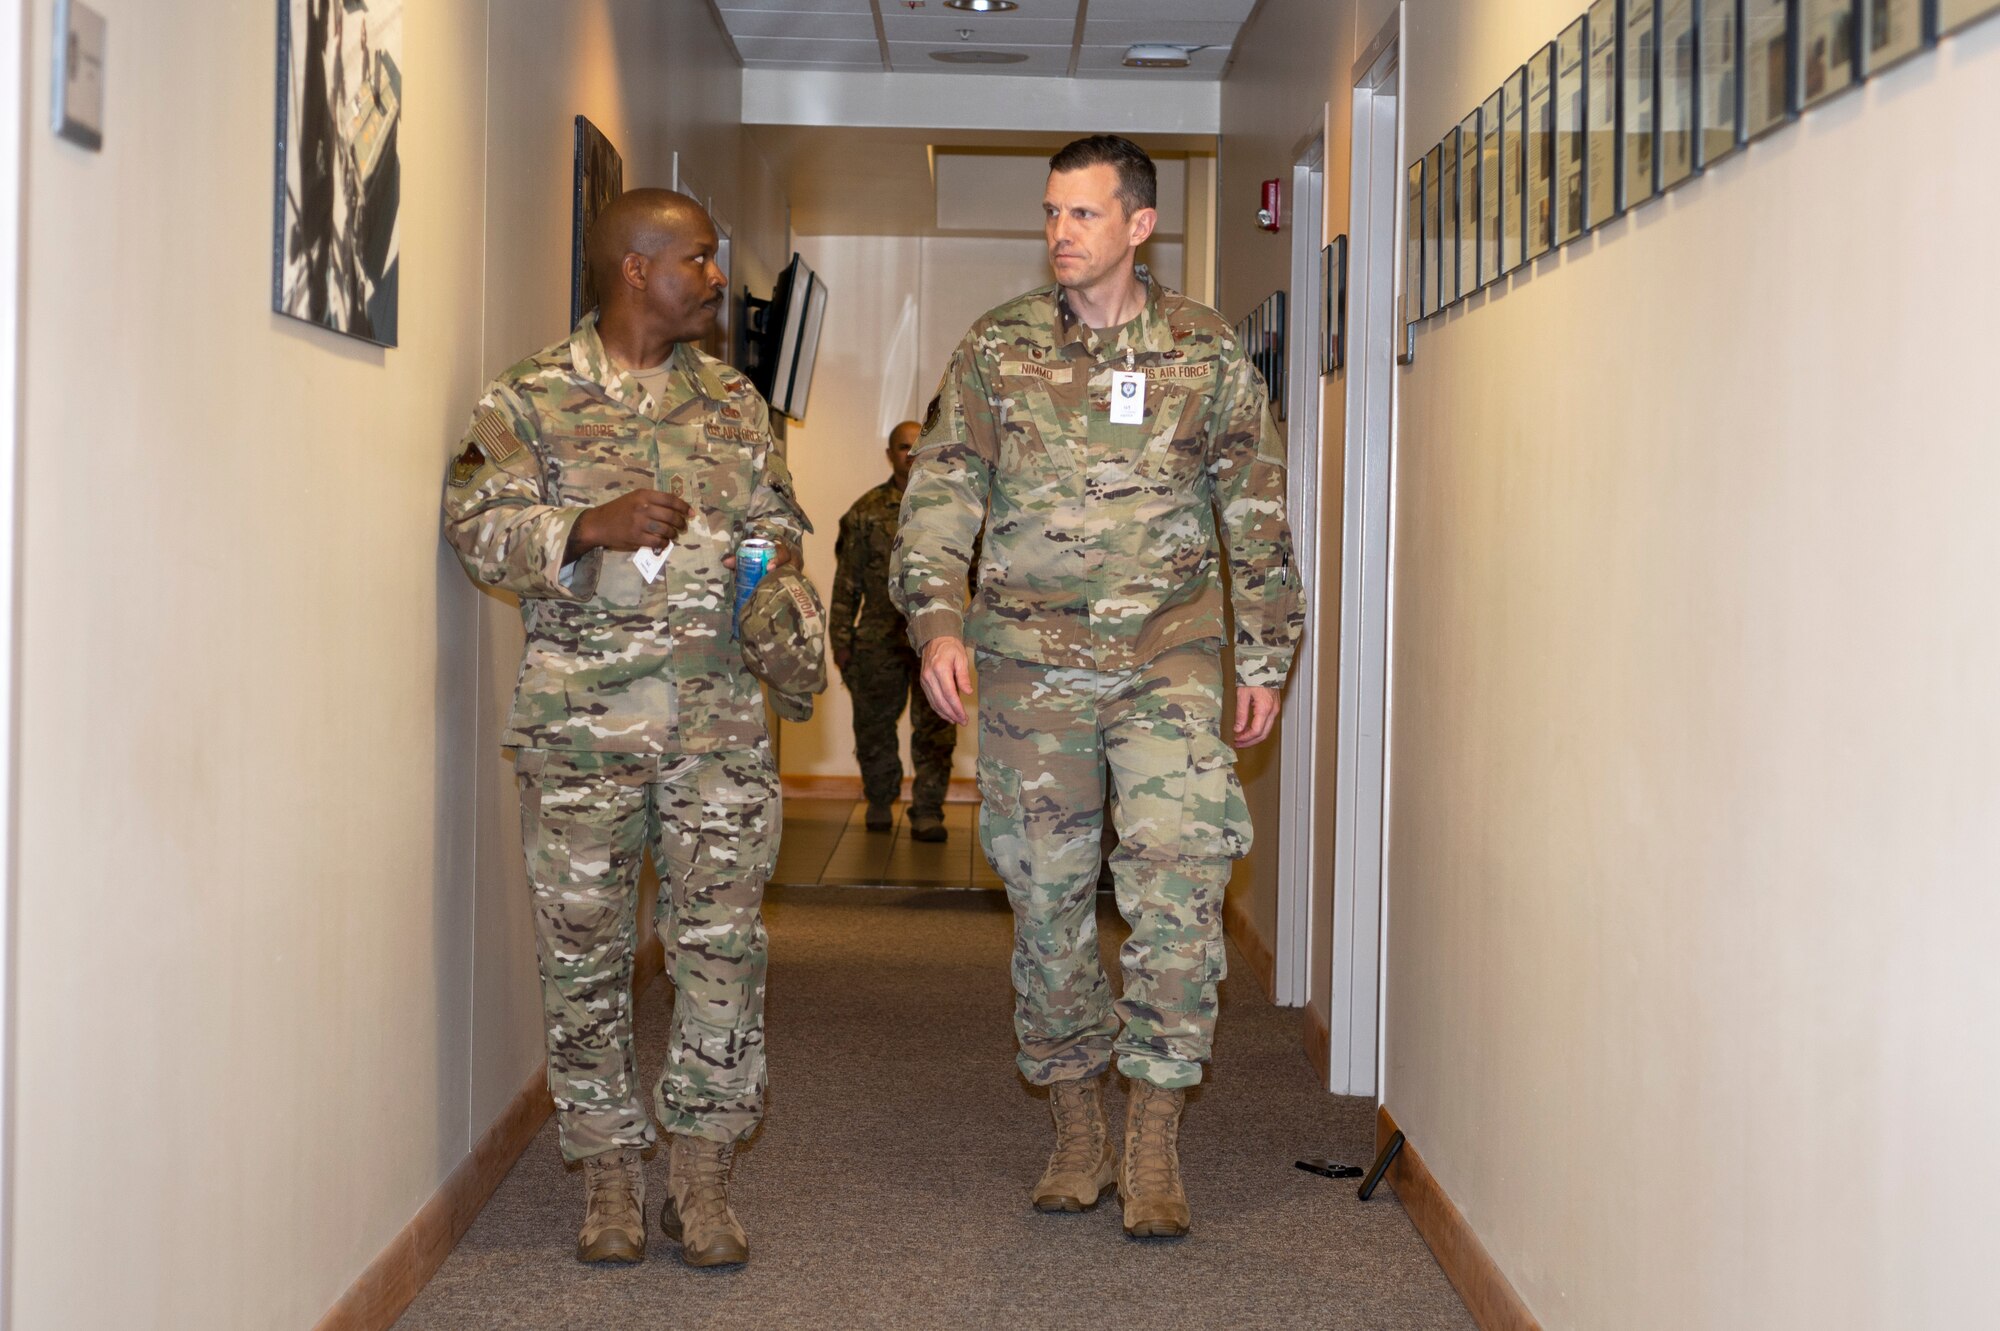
1227,1,2000,1327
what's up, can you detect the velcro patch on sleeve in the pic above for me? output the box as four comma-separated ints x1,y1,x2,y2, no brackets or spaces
448,442,486,487
472,410,522,464
998,361,1073,385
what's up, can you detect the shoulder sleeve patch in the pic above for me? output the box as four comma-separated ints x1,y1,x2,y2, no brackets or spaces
923,394,941,434
448,442,486,488
472,410,522,465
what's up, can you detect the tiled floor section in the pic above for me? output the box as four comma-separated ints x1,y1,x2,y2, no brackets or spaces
772,797,1000,889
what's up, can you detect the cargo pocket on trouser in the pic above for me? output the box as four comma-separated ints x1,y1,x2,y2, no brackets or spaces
975,754,1025,877
1184,730,1253,861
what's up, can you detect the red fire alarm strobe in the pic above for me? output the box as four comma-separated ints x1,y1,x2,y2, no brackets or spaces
1257,178,1282,232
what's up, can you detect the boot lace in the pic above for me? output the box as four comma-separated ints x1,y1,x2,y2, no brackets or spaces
584,1151,640,1224
681,1141,737,1230
1127,1090,1182,1193
1048,1083,1102,1173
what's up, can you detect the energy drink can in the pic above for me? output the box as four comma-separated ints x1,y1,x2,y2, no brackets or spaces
733,537,777,634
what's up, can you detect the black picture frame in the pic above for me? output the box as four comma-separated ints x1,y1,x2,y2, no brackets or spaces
1526,43,1557,262
1459,113,1483,288
1406,157,1427,330
1623,0,1660,208
1659,0,1699,188
1324,236,1349,373
1503,65,1530,274
1557,16,1589,244
1479,91,1504,286
571,117,625,327
1696,0,1746,168
1586,0,1625,231
1742,0,1797,138
1861,0,1931,74
1423,143,1444,315
1440,133,1461,306
1798,0,1860,107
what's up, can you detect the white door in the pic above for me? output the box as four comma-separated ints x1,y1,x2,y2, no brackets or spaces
0,0,27,1316
1320,13,1403,1096
1274,138,1326,1008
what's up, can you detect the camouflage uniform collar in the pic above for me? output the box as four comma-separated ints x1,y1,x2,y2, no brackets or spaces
1051,264,1178,360
568,313,731,413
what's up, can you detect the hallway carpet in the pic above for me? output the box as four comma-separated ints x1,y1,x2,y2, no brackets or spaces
394,887,1474,1330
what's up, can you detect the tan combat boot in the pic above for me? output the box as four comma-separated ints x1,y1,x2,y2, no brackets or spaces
1032,1076,1118,1212
661,1133,749,1268
576,1147,646,1264
1119,1081,1191,1238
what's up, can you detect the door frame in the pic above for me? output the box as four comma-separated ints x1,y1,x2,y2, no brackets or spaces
1,0,28,1318
1316,8,1404,1096
1273,131,1326,1008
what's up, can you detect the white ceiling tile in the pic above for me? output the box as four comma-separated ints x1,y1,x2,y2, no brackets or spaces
722,10,883,39
736,35,886,64
1081,19,1244,46
886,40,1071,72
880,14,1080,44
1088,0,1255,20
722,1,874,13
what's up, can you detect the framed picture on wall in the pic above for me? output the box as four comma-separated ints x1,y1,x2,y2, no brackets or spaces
1503,65,1529,274
1623,0,1659,208
1861,0,1929,74
1742,0,1795,138
571,117,625,327
1797,0,1859,107
1324,236,1348,373
1480,91,1504,285
1406,158,1426,330
1936,0,2000,37
1696,0,1745,168
1440,133,1461,305
1586,0,1624,231
1459,112,1483,288
272,0,404,347
1423,143,1443,316
1526,43,1557,261
1658,0,1698,188
1556,16,1588,244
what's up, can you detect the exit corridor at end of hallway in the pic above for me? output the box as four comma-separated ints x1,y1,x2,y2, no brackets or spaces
391,884,1473,1330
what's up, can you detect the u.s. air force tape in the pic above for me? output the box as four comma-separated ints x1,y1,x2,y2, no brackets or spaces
472,410,522,464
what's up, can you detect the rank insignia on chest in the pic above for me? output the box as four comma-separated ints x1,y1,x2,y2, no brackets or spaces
449,442,485,487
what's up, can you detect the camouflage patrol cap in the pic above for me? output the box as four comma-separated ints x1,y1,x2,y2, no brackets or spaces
739,565,827,722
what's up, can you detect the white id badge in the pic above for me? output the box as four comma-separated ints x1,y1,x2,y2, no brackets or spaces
1108,370,1146,425
633,544,672,583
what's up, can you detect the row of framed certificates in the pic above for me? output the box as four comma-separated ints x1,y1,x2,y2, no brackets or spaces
1404,0,1997,331
1236,289,1289,419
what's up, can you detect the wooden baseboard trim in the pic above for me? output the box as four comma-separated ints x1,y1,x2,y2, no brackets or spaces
1377,1106,1542,1331
780,773,979,803
1221,889,1278,1001
314,943,665,1331
1302,1000,1331,1086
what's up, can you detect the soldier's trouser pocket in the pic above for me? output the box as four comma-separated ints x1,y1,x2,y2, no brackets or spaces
1106,726,1252,862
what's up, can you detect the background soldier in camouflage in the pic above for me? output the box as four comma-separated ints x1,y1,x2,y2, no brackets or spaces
831,421,957,841
442,189,808,1270
890,136,1303,1239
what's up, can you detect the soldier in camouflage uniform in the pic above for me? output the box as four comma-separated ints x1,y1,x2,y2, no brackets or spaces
830,421,958,841
442,190,808,1270
890,136,1303,1239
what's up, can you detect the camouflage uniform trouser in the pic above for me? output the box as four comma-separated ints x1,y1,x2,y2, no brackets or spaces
846,642,956,815
973,640,1252,1090
515,745,780,1162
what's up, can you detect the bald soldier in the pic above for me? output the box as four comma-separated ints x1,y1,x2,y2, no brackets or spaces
891,135,1303,1238
443,189,809,1269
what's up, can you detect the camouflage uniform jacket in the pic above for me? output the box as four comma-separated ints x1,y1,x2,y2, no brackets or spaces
442,313,810,754
829,480,909,661
889,272,1302,688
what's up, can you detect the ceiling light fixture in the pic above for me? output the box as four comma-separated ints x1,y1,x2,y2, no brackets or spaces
929,48,1029,62
1123,44,1194,68
943,0,1019,12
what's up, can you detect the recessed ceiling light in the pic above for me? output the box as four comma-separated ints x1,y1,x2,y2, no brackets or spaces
1123,44,1193,68
929,48,1029,63
943,0,1019,11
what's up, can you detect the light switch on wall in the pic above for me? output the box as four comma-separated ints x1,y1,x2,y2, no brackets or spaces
52,0,105,150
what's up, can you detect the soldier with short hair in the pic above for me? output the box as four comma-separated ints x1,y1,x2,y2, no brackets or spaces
442,188,811,1270
830,420,958,842
891,134,1303,1238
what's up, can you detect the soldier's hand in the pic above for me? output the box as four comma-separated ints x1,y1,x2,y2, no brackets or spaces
569,489,692,557
1233,686,1280,747
920,636,973,727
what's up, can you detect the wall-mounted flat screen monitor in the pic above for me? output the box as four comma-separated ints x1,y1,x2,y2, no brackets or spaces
751,253,829,422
